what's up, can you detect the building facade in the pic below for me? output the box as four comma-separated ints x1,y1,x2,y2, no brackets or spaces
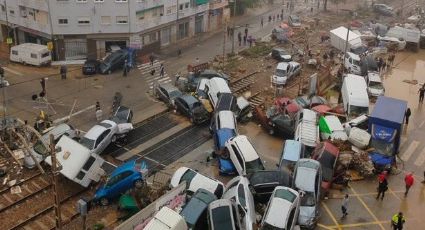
0,0,229,60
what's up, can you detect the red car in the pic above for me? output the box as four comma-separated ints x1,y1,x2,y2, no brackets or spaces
312,141,340,192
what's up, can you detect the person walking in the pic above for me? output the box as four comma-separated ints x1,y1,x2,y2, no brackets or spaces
244,27,248,37
404,172,414,196
243,35,247,46
95,101,102,122
60,65,67,80
269,15,272,22
388,52,395,67
261,17,264,27
238,32,242,46
123,60,128,77
418,85,425,103
391,212,406,230
376,176,388,200
405,108,411,125
159,63,165,77
149,53,154,66
341,194,349,218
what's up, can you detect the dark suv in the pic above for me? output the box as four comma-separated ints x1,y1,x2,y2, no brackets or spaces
175,95,210,124
271,48,292,62
99,49,128,74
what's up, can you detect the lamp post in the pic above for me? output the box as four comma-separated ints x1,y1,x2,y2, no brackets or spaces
231,0,237,54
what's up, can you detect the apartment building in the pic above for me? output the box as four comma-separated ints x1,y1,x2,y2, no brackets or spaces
0,0,229,60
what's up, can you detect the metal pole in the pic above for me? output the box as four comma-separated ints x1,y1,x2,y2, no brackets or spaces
0,68,6,129
343,26,350,74
50,134,62,229
231,0,236,54
223,21,227,70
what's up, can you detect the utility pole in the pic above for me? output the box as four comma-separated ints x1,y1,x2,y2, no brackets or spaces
231,0,237,54
222,21,227,70
0,67,6,129
343,26,350,74
50,134,62,229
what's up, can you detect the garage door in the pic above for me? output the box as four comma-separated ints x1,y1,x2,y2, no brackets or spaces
64,39,87,60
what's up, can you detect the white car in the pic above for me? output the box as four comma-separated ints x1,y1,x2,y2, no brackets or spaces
260,186,300,230
170,167,225,198
344,52,362,75
366,73,385,97
25,123,77,169
223,176,256,230
271,62,301,86
79,119,132,155
225,135,265,176
293,159,322,229
208,199,241,230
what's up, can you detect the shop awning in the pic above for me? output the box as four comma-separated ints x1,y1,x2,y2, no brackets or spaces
196,0,209,5
371,124,397,143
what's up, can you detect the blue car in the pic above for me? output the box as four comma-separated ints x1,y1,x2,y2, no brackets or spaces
95,160,147,205
213,128,237,175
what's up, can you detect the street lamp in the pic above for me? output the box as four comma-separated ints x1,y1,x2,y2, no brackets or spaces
231,0,237,54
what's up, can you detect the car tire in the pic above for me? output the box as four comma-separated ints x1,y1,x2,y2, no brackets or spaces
134,179,144,189
100,197,109,206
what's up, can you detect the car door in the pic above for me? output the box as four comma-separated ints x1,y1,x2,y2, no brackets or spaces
182,100,190,116
158,87,167,102
231,144,245,175
95,129,111,154
113,170,135,195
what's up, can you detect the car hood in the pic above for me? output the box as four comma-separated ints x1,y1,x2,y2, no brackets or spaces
298,206,316,225
272,74,288,82
280,54,292,59
189,175,221,195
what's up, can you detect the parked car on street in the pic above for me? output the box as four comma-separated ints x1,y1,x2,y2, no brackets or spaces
154,83,183,107
225,135,265,176
271,61,301,86
180,188,217,229
208,199,241,230
260,186,300,230
312,142,340,192
174,95,210,124
99,49,128,74
247,170,293,203
293,159,322,229
82,59,100,75
223,176,256,230
271,48,292,62
366,73,385,97
170,167,225,198
79,119,133,155
373,4,394,17
94,160,147,205
288,15,302,27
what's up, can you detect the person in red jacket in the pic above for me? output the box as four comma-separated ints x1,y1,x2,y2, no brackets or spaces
404,172,414,197
378,170,388,183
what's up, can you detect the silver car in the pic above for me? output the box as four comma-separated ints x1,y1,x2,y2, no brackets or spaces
293,159,322,229
154,83,182,107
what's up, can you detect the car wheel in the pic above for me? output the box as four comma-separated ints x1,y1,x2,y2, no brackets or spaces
134,179,144,188
100,197,109,206
111,135,117,143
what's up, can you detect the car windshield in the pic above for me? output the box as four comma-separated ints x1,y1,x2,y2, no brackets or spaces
181,169,197,184
246,159,265,174
350,105,369,118
262,222,283,230
80,137,95,150
275,68,287,77
352,59,361,66
291,17,300,23
212,206,235,230
300,191,316,206
99,62,109,70
169,90,181,98
33,140,48,156
369,81,383,89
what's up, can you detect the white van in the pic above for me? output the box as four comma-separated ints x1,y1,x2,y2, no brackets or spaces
344,52,362,75
144,207,188,230
45,135,105,187
10,43,51,66
205,77,231,109
341,74,369,119
294,109,319,155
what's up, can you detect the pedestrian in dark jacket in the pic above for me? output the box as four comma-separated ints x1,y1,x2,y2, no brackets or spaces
405,108,411,125
341,194,349,218
159,63,165,77
60,65,67,79
243,35,247,46
404,172,414,196
149,53,154,66
123,60,128,77
238,32,242,46
376,177,388,200
244,27,248,37
261,17,263,27
419,85,425,103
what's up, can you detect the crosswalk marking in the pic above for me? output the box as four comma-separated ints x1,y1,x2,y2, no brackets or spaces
420,120,425,128
137,59,173,90
414,147,425,166
401,140,420,161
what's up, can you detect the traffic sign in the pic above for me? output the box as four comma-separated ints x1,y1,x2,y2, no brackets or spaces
6,37,13,44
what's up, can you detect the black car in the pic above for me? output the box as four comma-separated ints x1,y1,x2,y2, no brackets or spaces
99,49,129,74
175,95,210,124
271,48,292,62
187,69,229,91
82,59,100,75
247,169,293,203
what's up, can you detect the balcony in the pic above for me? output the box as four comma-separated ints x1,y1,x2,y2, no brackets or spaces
209,0,228,10
18,0,48,11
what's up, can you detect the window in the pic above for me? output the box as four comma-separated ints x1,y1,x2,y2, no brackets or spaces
58,18,68,24
179,4,183,11
76,171,86,180
115,0,127,2
30,53,37,58
101,16,111,25
116,16,128,24
19,6,27,17
94,0,104,2
76,0,87,2
232,145,244,169
185,2,190,8
78,17,90,25
82,156,96,171
41,52,50,58
9,10,15,15
178,22,189,40
1,5,5,12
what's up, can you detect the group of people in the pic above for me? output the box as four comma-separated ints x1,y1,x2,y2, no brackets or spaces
237,25,254,47
148,54,165,78
264,9,284,25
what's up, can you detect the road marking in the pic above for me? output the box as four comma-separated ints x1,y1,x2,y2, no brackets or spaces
350,187,385,230
327,220,390,228
387,187,402,201
321,202,341,230
2,66,23,76
414,147,425,166
400,140,419,161
419,120,425,128
143,156,166,167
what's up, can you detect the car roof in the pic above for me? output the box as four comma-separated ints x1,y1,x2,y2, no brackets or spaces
218,111,236,129
324,115,344,131
231,135,259,162
282,140,302,162
295,159,320,191
178,95,199,105
264,187,298,228
110,160,137,177
277,62,289,69
346,52,360,60
84,124,107,139
181,189,216,225
159,83,179,92
368,73,382,82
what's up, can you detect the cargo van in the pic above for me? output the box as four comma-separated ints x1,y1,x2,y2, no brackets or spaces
10,43,51,66
341,74,369,119
144,206,188,230
44,136,105,187
205,78,231,109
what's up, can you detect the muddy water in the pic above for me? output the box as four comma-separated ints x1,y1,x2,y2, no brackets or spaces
383,50,425,111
